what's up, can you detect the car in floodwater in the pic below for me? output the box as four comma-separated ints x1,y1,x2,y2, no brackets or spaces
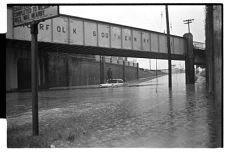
99,79,127,88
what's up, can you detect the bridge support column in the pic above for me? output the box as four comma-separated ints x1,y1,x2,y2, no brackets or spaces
183,33,195,84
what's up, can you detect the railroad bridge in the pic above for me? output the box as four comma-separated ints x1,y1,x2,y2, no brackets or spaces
6,7,206,90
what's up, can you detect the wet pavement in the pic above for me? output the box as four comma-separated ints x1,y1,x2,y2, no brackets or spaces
6,73,222,147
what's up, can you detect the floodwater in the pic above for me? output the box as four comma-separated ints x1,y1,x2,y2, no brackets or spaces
6,73,222,147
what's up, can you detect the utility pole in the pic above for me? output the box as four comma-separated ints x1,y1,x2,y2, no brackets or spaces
165,5,172,89
183,19,194,33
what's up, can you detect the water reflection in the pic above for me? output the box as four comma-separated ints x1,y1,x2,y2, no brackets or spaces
184,85,198,147
167,89,175,145
185,85,196,122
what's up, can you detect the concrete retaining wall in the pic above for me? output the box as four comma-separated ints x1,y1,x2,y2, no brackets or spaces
6,46,165,90
47,52,142,87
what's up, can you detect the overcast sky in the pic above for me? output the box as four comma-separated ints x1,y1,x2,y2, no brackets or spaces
60,5,205,42
60,5,205,69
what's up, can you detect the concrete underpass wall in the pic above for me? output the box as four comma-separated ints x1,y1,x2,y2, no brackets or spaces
104,63,123,81
47,53,142,87
205,5,222,147
205,6,222,107
6,46,43,91
48,54,101,87
6,45,165,91
138,69,165,78
68,58,100,86
6,48,18,90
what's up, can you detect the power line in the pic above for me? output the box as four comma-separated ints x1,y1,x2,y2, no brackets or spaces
183,19,194,33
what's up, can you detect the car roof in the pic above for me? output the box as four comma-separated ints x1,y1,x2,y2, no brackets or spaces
108,79,123,81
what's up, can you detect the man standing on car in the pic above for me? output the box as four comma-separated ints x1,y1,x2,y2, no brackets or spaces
107,68,113,81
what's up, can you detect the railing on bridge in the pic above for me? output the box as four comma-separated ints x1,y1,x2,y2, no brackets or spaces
193,41,205,50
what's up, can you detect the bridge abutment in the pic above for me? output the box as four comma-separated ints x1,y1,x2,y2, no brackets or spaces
183,33,195,84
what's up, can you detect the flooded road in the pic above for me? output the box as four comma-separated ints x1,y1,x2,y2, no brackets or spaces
6,73,221,147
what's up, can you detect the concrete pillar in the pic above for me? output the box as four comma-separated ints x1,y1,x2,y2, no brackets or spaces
212,5,222,106
205,5,222,147
205,6,214,93
183,33,195,84
213,5,222,147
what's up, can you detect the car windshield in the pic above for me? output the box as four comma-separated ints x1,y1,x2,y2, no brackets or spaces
108,79,123,83
108,80,117,83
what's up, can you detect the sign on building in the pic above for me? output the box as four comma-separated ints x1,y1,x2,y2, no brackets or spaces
13,5,59,27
